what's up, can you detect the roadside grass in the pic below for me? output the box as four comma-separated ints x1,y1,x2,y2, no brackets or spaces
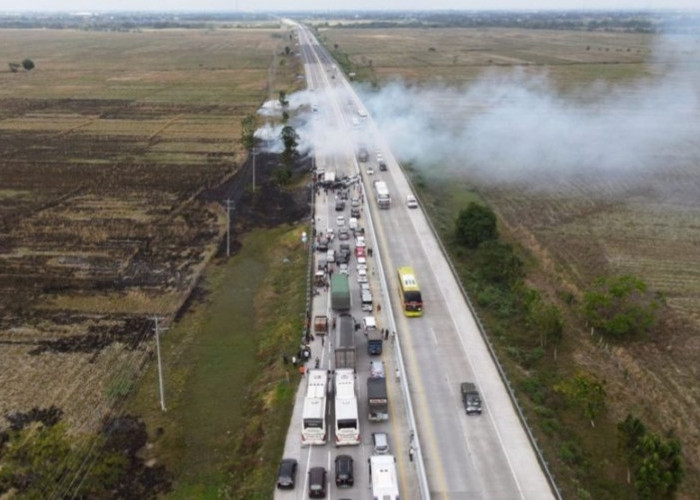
126,224,309,498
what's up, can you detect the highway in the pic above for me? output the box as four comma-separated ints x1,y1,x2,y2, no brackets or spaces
278,23,556,500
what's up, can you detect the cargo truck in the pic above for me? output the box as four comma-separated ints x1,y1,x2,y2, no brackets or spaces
362,316,382,355
331,274,351,311
367,377,389,421
334,314,356,370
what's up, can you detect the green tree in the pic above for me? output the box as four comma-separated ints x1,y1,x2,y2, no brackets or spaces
554,372,606,427
474,240,524,289
278,90,289,109
277,125,298,185
583,275,662,339
524,289,564,350
21,58,34,70
617,414,684,498
241,114,258,152
455,202,498,249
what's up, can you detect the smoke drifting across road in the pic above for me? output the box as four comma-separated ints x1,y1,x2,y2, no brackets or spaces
357,32,700,189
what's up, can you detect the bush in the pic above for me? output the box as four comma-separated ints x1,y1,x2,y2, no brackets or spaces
454,202,497,248
583,275,662,339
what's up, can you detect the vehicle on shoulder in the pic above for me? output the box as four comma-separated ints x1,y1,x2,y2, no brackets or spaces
406,195,418,209
334,454,354,488
461,382,482,415
308,466,327,498
316,236,329,252
276,458,298,489
379,160,387,171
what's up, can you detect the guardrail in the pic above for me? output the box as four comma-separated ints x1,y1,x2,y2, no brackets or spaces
402,174,563,500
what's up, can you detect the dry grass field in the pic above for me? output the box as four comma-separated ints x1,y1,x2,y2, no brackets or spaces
0,25,300,440
322,25,700,497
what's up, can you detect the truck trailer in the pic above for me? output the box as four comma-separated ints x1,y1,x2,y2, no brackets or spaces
334,314,356,370
331,274,351,311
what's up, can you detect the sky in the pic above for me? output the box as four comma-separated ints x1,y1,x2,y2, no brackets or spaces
0,0,698,13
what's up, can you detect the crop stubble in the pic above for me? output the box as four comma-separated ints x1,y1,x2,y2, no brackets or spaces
0,27,290,434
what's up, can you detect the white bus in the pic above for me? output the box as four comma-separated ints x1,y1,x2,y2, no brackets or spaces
373,180,391,209
369,455,399,500
334,368,360,446
301,369,328,446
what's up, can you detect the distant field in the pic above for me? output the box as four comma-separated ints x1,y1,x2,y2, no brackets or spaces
321,27,655,88
322,25,700,497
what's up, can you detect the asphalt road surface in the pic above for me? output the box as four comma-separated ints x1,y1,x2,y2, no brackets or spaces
277,23,556,500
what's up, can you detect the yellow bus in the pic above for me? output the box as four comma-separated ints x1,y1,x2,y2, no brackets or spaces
397,266,423,317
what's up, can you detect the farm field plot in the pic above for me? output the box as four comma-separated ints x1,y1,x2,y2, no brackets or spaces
0,25,296,436
322,24,700,495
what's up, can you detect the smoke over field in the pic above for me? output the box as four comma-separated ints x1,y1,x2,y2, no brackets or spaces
358,32,700,190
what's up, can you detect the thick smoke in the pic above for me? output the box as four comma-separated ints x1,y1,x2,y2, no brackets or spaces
258,86,365,161
356,31,700,189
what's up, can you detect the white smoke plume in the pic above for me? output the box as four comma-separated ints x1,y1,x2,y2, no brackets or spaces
356,31,700,189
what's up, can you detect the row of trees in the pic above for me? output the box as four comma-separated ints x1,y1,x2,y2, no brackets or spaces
240,90,300,188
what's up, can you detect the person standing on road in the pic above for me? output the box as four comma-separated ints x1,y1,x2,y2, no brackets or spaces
409,445,415,462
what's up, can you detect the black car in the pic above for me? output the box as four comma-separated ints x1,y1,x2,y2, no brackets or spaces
334,454,354,488
276,458,297,489
308,466,327,498
335,200,346,211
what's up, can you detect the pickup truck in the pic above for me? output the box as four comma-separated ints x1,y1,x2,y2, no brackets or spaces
461,382,482,415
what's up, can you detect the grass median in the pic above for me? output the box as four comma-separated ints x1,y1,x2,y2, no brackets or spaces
127,224,309,498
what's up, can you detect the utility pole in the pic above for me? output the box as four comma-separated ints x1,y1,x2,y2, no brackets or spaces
152,316,168,412
226,199,234,257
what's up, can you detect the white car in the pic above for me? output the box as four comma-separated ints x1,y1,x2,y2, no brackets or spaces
357,267,368,283
356,236,366,248
357,255,366,265
406,195,418,209
366,166,375,175
339,263,349,275
336,215,346,226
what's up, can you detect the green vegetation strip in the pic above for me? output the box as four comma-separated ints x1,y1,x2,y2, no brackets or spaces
127,224,308,498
